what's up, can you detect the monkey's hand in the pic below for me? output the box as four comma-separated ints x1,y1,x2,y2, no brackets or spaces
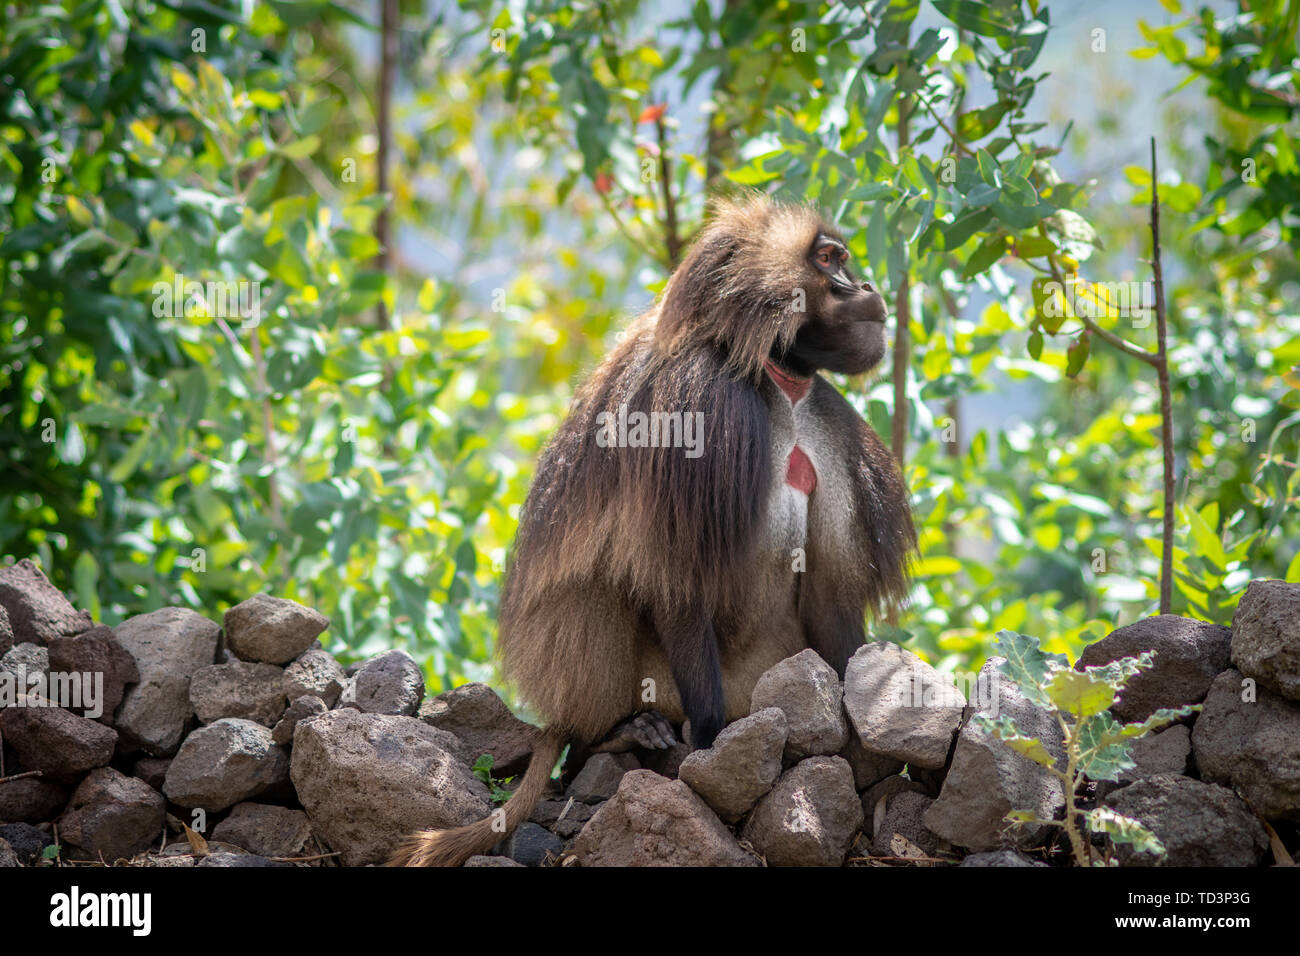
590,710,678,753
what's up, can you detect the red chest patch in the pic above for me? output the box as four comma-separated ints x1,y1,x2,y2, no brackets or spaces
786,444,816,494
763,360,817,495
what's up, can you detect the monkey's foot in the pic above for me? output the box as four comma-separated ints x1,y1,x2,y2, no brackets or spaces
591,710,678,753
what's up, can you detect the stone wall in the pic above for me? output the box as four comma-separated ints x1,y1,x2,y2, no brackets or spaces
1,557,1297,867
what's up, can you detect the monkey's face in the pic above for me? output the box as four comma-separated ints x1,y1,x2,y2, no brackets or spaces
778,232,889,376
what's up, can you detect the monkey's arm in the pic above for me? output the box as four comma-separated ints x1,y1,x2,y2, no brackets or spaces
653,602,727,749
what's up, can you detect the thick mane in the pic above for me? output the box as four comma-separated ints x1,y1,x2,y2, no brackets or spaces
501,320,772,615
655,196,825,382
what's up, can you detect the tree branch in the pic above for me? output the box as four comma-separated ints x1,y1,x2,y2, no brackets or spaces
1150,136,1175,615
656,114,682,269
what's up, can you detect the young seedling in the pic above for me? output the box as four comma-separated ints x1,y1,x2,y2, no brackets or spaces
974,629,1199,866
471,753,517,805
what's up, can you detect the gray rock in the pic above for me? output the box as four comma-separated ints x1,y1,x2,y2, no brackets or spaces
1095,725,1192,803
211,802,313,858
0,602,11,654
843,642,965,770
679,708,787,822
1077,615,1231,722
418,682,537,776
872,791,944,857
336,676,357,709
58,767,165,861
960,849,1046,867
640,740,693,779
861,774,932,827
0,558,93,646
289,708,492,866
1191,668,1300,820
0,775,67,823
0,838,19,867
0,695,117,782
530,798,598,839
272,694,327,746
224,594,328,665
353,649,424,716
1231,579,1300,701
497,821,564,866
750,649,848,760
282,648,347,708
924,657,1065,851
565,752,639,803
0,642,48,685
113,607,221,755
742,756,863,867
1118,725,1190,785
571,770,757,867
131,756,171,791
839,733,905,791
0,823,53,865
163,718,290,811
190,660,287,727
46,625,139,723
465,854,524,867
1103,773,1269,866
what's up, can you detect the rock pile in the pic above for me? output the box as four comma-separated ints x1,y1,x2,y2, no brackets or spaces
1,557,1297,867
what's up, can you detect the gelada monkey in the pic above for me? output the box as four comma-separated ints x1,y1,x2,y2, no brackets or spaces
390,194,915,866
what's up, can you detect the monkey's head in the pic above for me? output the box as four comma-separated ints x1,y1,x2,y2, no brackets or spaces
655,195,890,381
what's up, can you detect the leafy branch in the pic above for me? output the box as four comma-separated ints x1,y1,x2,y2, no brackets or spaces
976,630,1198,866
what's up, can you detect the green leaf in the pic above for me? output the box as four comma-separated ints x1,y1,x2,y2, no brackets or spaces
1046,668,1115,717
963,232,1007,278
333,230,381,260
976,148,1001,188
1066,332,1090,377
1085,807,1165,858
992,630,1064,708
108,429,153,483
279,135,322,160
846,182,892,202
73,551,100,621
943,209,993,248
932,0,1012,37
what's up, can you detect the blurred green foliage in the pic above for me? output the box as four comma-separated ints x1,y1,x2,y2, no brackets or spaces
1,0,1297,701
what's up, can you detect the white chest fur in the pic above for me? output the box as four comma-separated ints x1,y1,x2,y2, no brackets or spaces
764,376,816,552
761,372,859,565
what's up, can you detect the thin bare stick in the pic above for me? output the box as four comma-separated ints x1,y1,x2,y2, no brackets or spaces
0,769,43,786
1149,136,1174,615
891,95,912,464
267,851,343,863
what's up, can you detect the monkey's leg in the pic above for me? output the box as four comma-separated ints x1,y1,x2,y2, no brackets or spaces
798,572,866,678
589,710,677,754
560,742,592,786
654,605,726,749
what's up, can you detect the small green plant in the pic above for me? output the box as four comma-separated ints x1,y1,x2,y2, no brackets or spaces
471,754,516,806
975,630,1199,866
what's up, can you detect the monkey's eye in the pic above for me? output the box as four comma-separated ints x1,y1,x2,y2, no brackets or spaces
816,248,835,268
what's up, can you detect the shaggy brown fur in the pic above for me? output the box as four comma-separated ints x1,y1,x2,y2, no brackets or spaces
391,195,915,867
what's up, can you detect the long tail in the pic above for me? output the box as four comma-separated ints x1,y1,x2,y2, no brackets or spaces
387,726,568,867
